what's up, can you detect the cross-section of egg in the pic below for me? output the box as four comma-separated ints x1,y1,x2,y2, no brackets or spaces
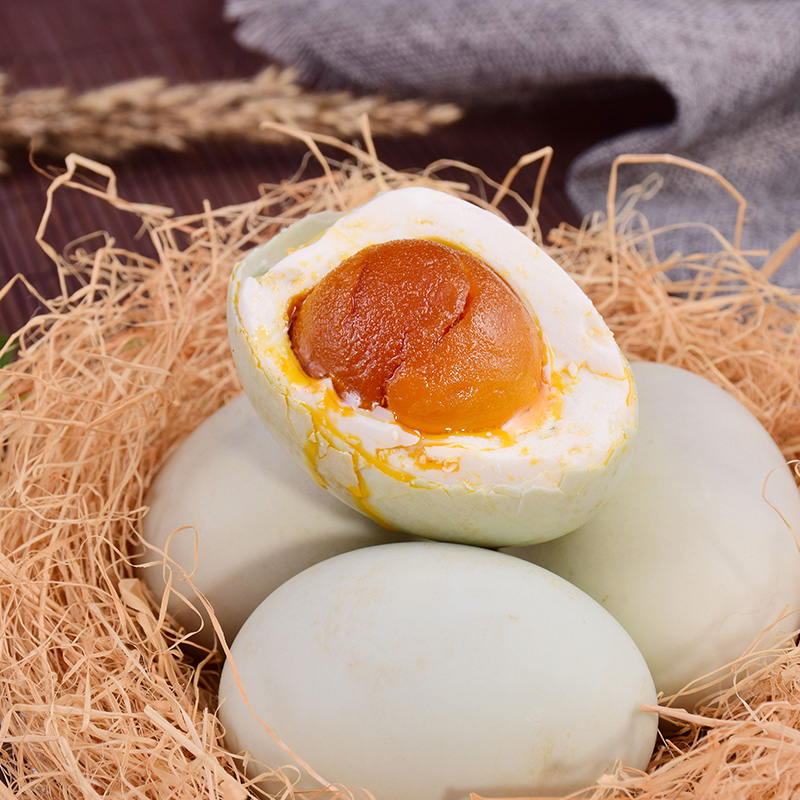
227,187,636,547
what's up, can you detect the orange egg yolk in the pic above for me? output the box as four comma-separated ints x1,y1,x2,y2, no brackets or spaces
289,238,543,434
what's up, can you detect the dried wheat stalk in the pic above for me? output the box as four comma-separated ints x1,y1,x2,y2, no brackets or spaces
0,66,462,173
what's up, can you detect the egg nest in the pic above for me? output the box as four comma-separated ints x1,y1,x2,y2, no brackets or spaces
1,140,799,800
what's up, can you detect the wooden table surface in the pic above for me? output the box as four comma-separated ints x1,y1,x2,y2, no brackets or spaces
0,0,673,334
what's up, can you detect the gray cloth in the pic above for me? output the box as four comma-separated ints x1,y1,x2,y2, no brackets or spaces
226,0,800,288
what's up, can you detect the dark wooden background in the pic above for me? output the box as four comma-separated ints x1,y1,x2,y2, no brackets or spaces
0,0,673,334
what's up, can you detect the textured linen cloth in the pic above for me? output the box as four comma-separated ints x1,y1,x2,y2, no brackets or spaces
225,0,800,287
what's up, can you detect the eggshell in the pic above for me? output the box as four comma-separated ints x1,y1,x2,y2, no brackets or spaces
218,541,658,800
139,393,401,648
505,361,800,710
227,187,637,547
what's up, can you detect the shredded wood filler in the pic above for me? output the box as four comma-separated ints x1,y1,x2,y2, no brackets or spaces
1,136,799,800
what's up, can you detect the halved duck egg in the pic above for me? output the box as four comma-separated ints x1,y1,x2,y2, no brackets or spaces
227,187,636,547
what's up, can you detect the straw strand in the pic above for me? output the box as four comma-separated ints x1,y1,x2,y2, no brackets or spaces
1,142,799,799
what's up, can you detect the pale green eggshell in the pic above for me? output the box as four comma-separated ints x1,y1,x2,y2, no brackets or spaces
139,393,401,648
218,541,658,800
505,361,800,710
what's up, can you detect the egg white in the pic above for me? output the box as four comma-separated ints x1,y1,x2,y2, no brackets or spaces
227,187,636,546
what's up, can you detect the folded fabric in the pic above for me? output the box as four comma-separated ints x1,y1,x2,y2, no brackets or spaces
226,0,800,288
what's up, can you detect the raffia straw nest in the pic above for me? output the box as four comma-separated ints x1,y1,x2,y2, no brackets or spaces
1,127,800,800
